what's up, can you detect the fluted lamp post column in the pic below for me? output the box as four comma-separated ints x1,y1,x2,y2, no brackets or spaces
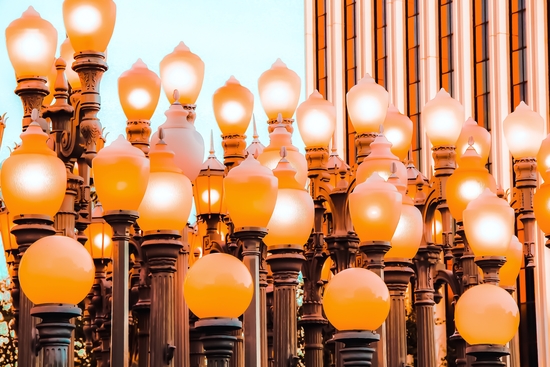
138,133,194,367
93,135,150,367
323,267,391,366
19,236,95,367
265,148,314,367
184,253,254,367
224,155,278,367
0,116,68,367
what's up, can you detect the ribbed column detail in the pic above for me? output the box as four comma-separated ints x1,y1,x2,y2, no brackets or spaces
416,303,437,367
303,323,324,367
274,284,297,366
259,267,269,367
230,329,244,367
19,293,39,367
175,247,190,367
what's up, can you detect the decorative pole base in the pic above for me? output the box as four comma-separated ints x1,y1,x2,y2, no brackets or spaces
333,330,380,367
196,318,242,367
466,344,509,367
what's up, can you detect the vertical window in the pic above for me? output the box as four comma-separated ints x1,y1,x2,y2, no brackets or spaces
472,0,491,171
315,0,328,100
405,0,421,170
344,0,357,165
438,0,454,96
509,0,527,109
373,0,388,88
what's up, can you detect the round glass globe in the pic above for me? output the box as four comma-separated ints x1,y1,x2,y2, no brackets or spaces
19,236,95,305
534,183,550,233
258,58,301,120
184,253,253,319
503,102,545,159
118,59,161,121
500,235,523,288
423,88,464,147
455,284,519,345
323,267,390,331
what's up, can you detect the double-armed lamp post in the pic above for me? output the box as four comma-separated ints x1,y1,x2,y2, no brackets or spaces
1,1,549,367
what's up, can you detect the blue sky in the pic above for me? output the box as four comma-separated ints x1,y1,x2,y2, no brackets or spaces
0,0,306,278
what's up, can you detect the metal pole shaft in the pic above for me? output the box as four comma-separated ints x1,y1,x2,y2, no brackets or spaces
176,244,191,367
259,263,269,367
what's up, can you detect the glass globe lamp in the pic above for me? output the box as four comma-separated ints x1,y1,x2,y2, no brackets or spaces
503,102,545,159
224,154,278,229
213,76,254,136
534,182,550,234
383,104,413,161
499,235,523,288
356,134,408,187
385,192,422,260
349,173,402,242
296,90,336,148
184,253,253,319
59,38,81,90
5,7,58,78
42,60,57,106
258,59,301,120
93,135,150,212
63,0,116,53
346,74,389,134
118,59,161,121
19,235,95,305
455,284,519,345
455,118,491,166
193,137,226,217
323,267,390,331
160,42,205,105
537,134,550,182
463,188,514,257
423,88,464,147
85,203,113,260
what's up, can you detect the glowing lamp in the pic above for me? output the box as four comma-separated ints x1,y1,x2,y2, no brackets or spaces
224,154,278,229
59,38,81,89
213,76,254,136
500,236,523,288
19,235,94,305
349,173,402,242
1,118,66,217
5,7,58,78
118,59,161,121
534,182,550,233
386,194,422,260
93,135,150,212
184,253,253,319
321,257,333,282
383,104,413,160
346,74,389,134
296,90,336,147
446,144,497,221
463,189,514,257
503,102,545,159
193,135,226,216
63,0,116,53
85,204,113,260
43,60,57,106
160,42,205,104
264,150,314,247
455,118,491,166
258,123,308,187
324,268,390,331
258,59,301,119
150,94,205,181
0,210,17,252
423,88,464,147
455,284,519,345
537,134,550,182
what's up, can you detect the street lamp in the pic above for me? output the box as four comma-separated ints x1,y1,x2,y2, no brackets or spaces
184,253,253,366
356,133,408,186
383,104,413,161
323,267,390,366
455,118,491,166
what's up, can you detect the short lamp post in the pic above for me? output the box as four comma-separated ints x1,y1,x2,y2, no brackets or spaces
323,267,391,366
93,135,150,367
18,236,95,367
184,253,254,367
265,148,314,367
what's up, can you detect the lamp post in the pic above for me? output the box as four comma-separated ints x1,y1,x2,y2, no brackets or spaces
18,235,94,367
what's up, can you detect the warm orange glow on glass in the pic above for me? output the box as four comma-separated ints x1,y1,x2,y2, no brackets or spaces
160,42,205,105
500,236,523,287
447,147,497,221
423,88,464,147
503,102,545,159
138,143,193,232
0,210,17,252
383,104,413,160
85,204,113,260
118,59,161,121
320,257,333,282
463,189,514,257
258,58,301,119
1,123,66,217
433,210,443,245
534,182,550,233
356,134,408,188
537,134,550,182
386,195,422,259
42,59,57,106
455,284,519,345
193,144,225,216
213,76,254,135
224,155,278,228
455,118,491,166
59,38,81,89
184,253,253,318
5,7,58,78
63,0,116,53
349,173,402,242
93,135,150,212
19,235,95,305
324,268,390,331
264,156,314,247
296,90,336,147
346,74,389,134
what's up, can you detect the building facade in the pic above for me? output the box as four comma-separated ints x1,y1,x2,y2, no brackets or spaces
304,1,550,366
